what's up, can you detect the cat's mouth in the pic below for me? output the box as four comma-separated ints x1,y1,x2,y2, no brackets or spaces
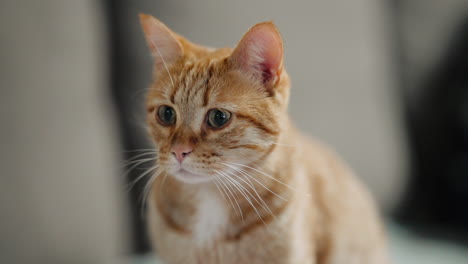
172,167,214,184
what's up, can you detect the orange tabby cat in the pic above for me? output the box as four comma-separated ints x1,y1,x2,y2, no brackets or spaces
139,13,390,264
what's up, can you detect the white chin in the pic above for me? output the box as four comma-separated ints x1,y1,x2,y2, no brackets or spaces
173,169,214,184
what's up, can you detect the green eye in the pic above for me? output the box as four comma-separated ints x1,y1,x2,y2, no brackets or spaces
157,105,176,125
207,109,231,129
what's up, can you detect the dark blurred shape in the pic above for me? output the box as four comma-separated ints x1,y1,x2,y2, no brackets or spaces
395,7,468,243
105,0,154,253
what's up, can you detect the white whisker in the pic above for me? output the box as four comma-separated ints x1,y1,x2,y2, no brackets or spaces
224,161,297,192
221,162,288,202
212,170,238,215
123,159,153,177
122,149,158,153
123,159,154,176
126,164,159,191
159,171,169,193
213,169,243,221
124,155,155,165
141,168,164,216
122,151,157,177
224,168,276,219
219,170,266,225
212,176,230,207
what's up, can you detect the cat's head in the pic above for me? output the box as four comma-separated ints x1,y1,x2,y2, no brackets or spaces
140,14,290,184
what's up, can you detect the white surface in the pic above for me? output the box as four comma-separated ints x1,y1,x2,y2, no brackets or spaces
389,225,468,264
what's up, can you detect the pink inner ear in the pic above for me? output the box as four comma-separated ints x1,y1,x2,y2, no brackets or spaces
260,62,274,85
140,14,183,72
231,23,284,89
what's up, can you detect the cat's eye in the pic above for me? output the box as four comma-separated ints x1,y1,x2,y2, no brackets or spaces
207,109,231,129
157,105,176,125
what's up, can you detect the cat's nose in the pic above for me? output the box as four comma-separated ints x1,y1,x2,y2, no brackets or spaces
171,144,193,163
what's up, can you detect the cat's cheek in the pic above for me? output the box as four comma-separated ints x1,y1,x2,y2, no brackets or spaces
149,125,173,144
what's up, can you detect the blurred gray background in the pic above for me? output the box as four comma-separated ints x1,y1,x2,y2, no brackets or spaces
1,0,467,263
1,1,127,264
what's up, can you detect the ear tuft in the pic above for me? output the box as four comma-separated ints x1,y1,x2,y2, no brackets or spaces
139,14,183,73
230,22,284,92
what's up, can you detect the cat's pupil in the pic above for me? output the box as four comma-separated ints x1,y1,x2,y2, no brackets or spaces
215,111,226,122
164,108,172,120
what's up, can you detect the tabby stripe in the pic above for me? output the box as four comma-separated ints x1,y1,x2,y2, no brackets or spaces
203,65,214,107
228,144,263,151
236,113,279,136
147,106,155,113
313,175,333,263
170,84,177,104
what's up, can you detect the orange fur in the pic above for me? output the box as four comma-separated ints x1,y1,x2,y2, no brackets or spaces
140,14,391,264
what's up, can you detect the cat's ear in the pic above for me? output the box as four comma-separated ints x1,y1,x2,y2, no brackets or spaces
139,14,184,72
230,22,284,93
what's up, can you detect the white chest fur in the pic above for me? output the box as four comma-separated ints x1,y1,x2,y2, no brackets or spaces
193,187,228,246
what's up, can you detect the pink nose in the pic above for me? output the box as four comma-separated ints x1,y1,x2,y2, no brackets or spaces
171,144,193,163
